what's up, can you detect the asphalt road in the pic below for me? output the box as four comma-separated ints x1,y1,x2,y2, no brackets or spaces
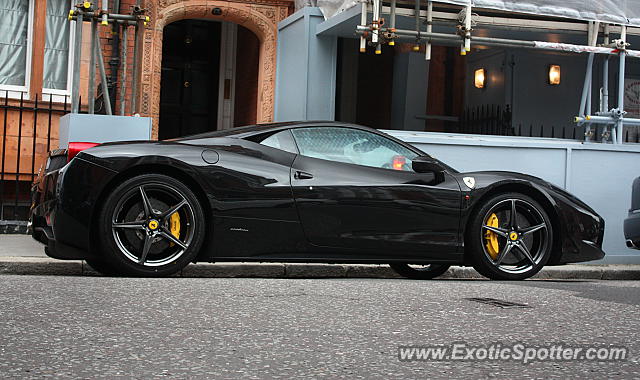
0,276,639,379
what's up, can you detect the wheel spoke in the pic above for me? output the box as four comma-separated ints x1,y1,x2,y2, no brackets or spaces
483,225,509,237
510,199,519,229
160,199,188,220
138,234,154,264
159,229,188,250
112,221,146,230
139,186,154,218
521,223,546,236
494,243,513,265
515,242,536,264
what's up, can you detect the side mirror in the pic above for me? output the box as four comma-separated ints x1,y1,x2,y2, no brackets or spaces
412,156,445,174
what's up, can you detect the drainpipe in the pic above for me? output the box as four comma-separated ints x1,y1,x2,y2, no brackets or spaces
109,0,121,111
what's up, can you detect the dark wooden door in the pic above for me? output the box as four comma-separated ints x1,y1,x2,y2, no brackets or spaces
159,20,221,140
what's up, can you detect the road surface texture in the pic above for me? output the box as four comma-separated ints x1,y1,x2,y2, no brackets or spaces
0,275,639,378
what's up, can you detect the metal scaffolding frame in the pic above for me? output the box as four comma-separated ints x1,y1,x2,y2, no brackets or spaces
68,1,149,116
356,0,640,144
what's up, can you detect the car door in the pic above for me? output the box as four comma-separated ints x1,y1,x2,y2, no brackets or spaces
289,126,462,259
199,135,305,257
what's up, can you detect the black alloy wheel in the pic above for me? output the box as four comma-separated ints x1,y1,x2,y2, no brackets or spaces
98,174,206,276
467,192,553,280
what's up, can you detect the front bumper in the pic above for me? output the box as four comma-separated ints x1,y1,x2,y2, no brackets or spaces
551,192,606,264
624,211,640,249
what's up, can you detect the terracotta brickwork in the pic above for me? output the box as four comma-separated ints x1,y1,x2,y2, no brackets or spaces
138,0,292,139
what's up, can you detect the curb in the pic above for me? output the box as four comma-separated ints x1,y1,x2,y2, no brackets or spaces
1,257,640,279
0,221,28,235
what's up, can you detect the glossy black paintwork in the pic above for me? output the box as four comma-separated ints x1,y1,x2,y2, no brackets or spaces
30,121,605,264
290,154,461,258
624,177,640,248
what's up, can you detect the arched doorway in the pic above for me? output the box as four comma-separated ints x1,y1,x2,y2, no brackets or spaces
158,19,259,139
138,0,291,140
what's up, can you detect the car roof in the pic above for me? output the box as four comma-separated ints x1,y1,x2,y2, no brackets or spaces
171,121,378,141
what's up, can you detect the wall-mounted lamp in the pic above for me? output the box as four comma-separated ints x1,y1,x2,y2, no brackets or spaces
474,68,486,89
548,64,561,85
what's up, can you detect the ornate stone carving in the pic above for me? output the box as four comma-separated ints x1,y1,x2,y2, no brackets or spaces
138,0,290,137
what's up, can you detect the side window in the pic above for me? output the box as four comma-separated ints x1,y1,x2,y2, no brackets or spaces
0,0,31,89
291,127,418,171
43,0,73,92
258,130,298,154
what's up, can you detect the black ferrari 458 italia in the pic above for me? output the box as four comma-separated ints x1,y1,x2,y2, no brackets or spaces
30,121,605,280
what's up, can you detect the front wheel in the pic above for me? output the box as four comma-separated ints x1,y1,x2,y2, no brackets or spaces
467,192,553,280
389,263,451,280
97,174,206,277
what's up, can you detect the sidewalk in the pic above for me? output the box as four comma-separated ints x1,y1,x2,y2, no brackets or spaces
2,234,640,279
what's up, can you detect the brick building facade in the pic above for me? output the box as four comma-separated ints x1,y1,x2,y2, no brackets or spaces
0,0,293,219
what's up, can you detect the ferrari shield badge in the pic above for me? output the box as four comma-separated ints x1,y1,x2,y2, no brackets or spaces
463,177,476,189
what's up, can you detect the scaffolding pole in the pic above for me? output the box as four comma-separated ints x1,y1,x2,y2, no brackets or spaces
119,24,128,116
356,0,640,144
463,5,472,54
617,28,627,144
388,0,396,46
425,1,432,60
68,2,148,115
372,0,381,53
413,0,420,51
87,19,97,114
70,11,83,113
602,24,610,114
359,0,367,52
95,29,112,115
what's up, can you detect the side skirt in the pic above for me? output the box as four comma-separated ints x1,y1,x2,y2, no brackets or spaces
197,253,464,265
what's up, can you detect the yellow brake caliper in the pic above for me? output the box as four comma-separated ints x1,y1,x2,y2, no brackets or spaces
485,213,500,260
169,212,181,246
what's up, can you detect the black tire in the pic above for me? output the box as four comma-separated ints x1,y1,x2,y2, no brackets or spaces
97,174,206,277
389,263,451,280
84,258,119,276
467,192,553,280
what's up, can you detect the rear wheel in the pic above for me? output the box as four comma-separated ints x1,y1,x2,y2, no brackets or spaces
97,174,206,277
389,263,451,280
467,192,553,280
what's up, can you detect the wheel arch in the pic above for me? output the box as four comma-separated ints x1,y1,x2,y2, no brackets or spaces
463,182,563,265
88,163,212,258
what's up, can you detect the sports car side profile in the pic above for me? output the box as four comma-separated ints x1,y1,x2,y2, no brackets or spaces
30,121,605,280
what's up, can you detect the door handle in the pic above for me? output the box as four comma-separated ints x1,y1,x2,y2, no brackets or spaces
294,171,314,180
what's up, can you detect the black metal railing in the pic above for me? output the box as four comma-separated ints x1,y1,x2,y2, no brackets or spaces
0,91,69,221
458,104,640,142
459,104,514,136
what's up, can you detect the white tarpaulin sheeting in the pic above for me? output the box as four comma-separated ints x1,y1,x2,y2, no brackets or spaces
314,0,640,27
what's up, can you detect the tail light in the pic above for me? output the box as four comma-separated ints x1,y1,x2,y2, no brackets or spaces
392,155,406,171
67,142,99,162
